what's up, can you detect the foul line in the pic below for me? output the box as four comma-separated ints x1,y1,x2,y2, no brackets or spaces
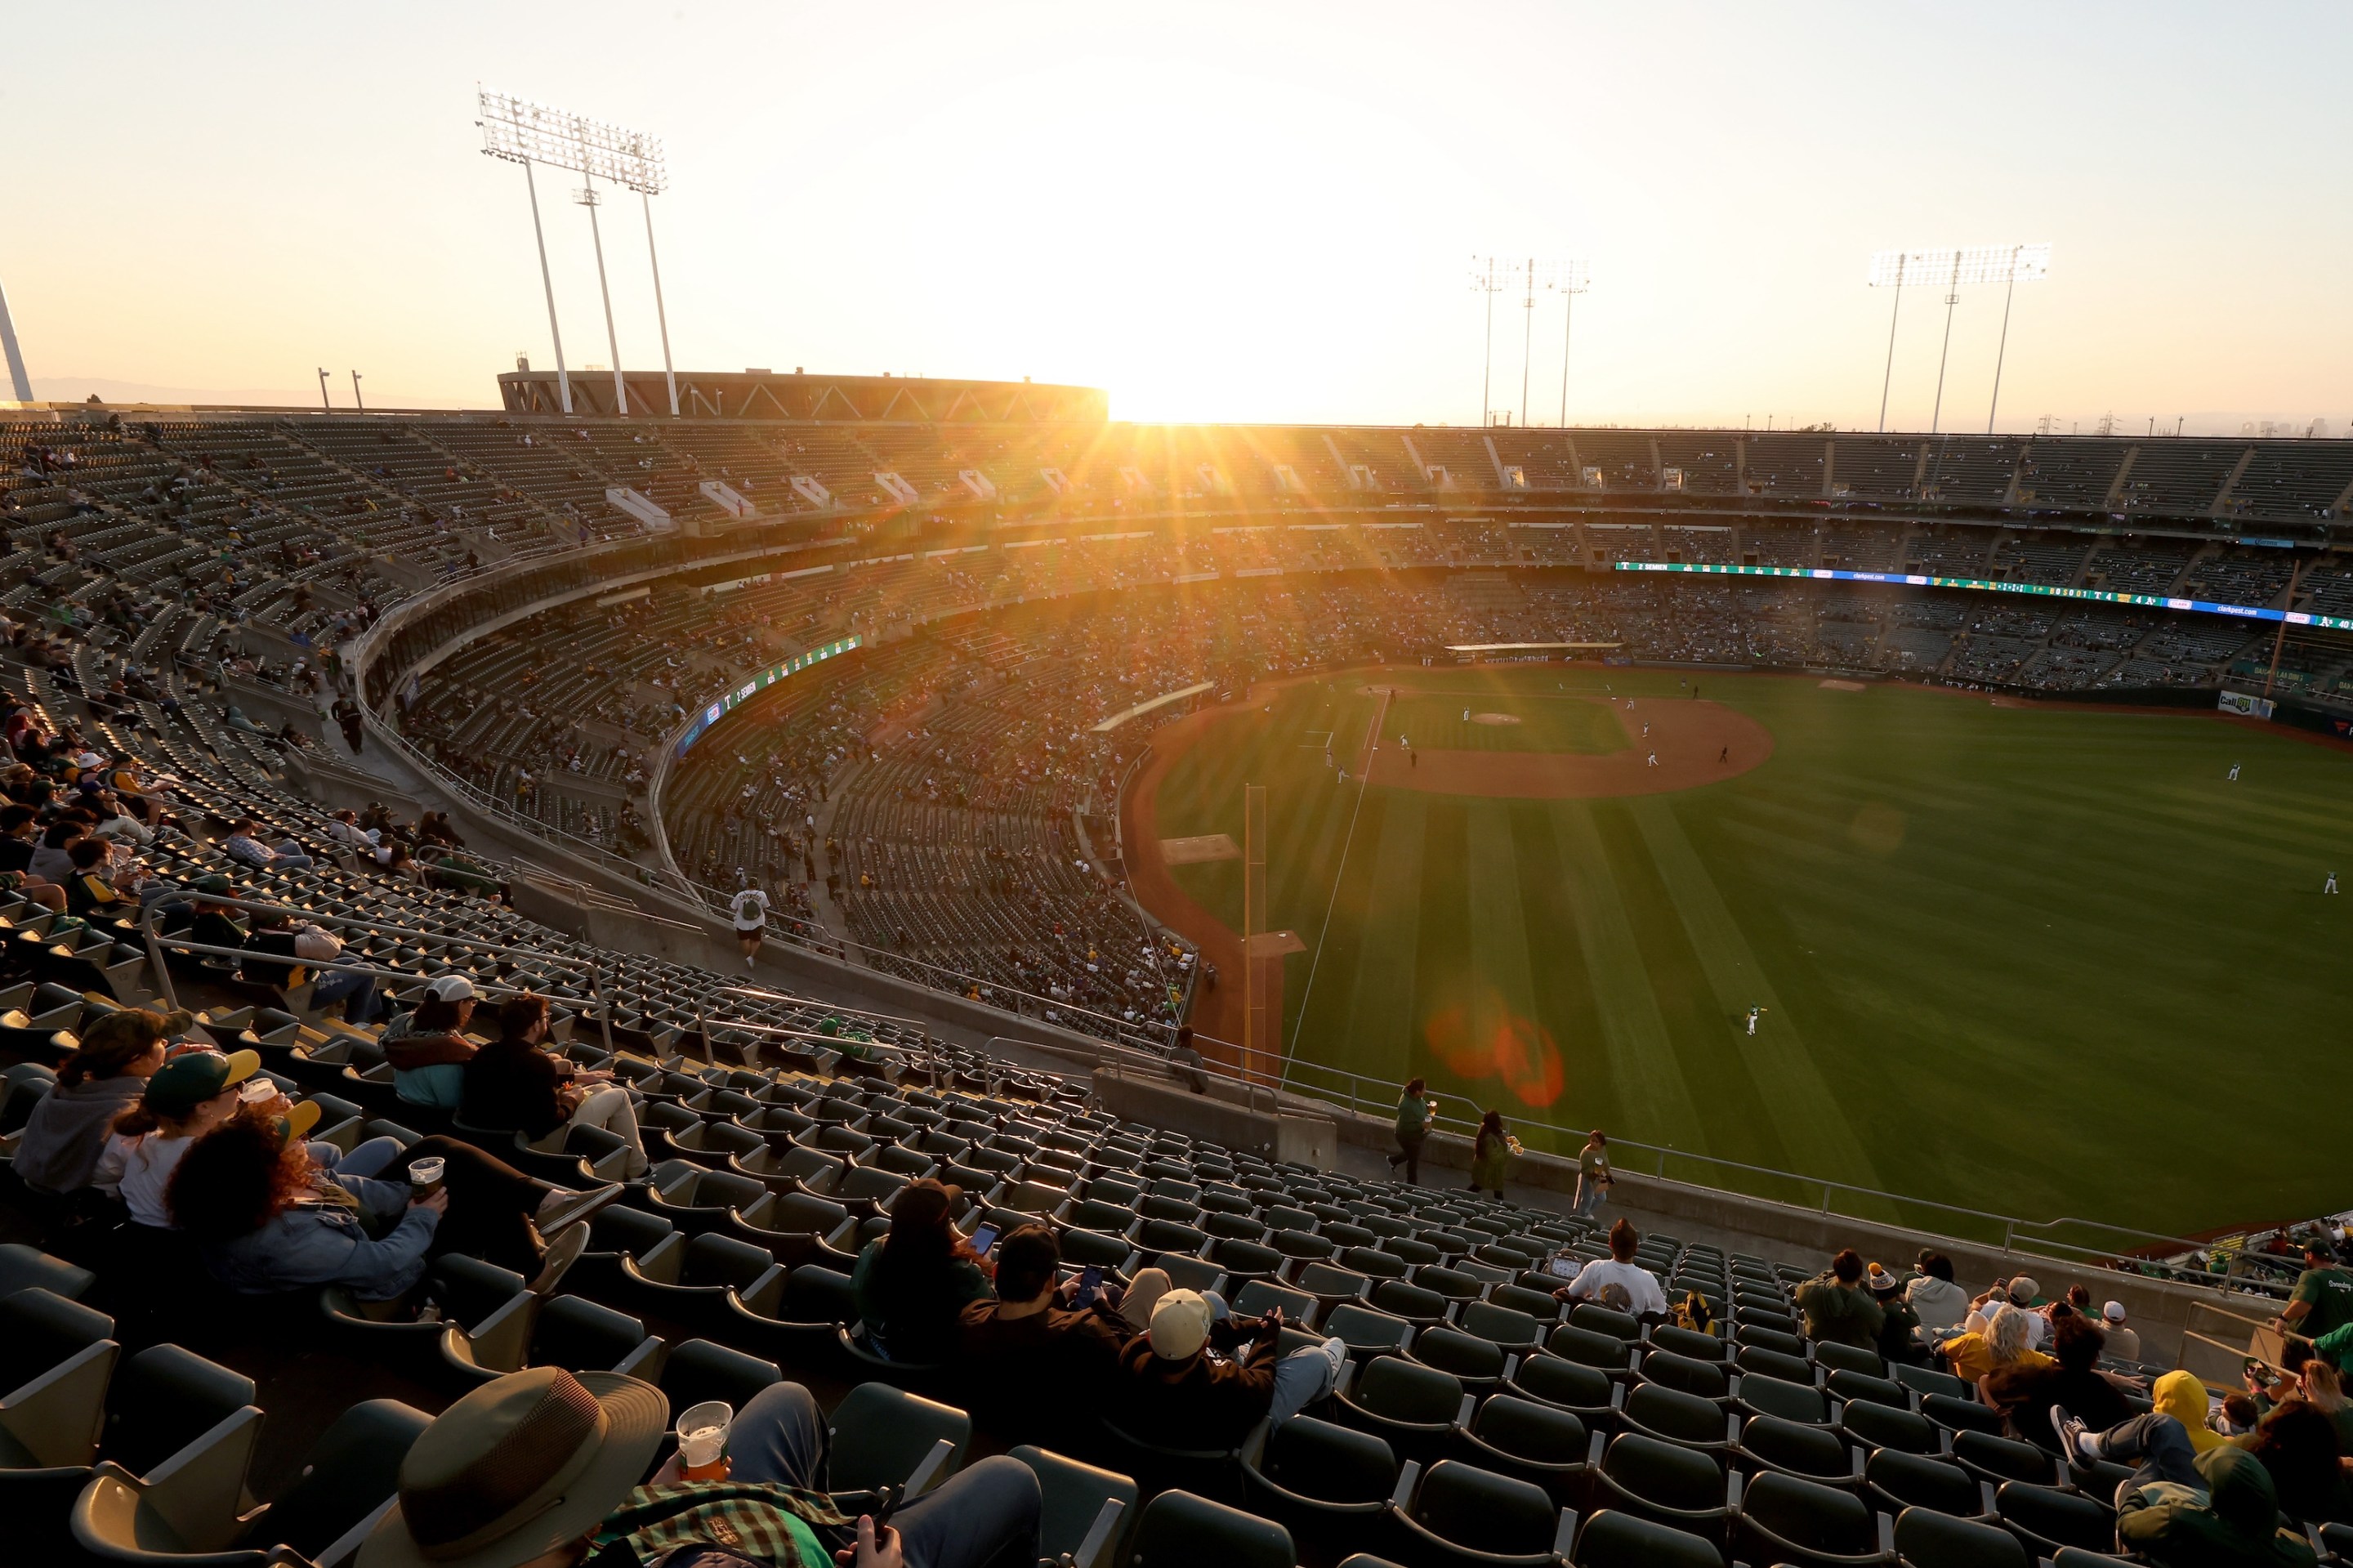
1287,688,1390,1065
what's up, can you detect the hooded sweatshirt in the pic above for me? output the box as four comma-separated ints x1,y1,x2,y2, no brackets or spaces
2115,1445,2317,1567
2154,1369,2230,1454
15,1074,147,1194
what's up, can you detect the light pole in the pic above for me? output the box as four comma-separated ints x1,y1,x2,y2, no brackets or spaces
350,371,364,412
1469,257,1506,426
1547,261,1591,427
1869,243,2049,433
317,368,331,411
480,91,672,419
575,176,628,416
0,271,32,404
1984,243,2049,435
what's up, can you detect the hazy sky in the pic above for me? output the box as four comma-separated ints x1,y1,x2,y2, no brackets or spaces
7,3,2348,433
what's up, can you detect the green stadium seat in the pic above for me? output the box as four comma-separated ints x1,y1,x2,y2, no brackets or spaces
827,1383,969,1495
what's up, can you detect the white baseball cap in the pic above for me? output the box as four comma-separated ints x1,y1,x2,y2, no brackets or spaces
1148,1289,1212,1360
426,975,477,1003
2101,1301,2127,1323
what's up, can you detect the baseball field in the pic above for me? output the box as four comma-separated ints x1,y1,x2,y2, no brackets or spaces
1127,665,2353,1240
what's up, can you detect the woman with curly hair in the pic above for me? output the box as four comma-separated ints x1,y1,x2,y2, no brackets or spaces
167,1117,617,1305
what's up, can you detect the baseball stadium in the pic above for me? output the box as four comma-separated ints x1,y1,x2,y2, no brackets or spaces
2,10,2351,1568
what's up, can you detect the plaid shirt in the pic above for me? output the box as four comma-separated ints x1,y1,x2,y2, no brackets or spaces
587,1481,854,1568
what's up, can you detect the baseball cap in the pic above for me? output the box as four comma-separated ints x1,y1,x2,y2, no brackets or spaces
144,1048,261,1119
274,1100,322,1142
193,873,233,896
426,975,478,1003
2102,1301,2128,1323
2007,1275,2038,1302
1148,1289,1213,1360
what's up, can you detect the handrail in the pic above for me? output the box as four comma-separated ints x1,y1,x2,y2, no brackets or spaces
1189,1030,2284,1296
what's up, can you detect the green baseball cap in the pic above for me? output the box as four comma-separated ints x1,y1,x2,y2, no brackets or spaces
143,1048,261,1119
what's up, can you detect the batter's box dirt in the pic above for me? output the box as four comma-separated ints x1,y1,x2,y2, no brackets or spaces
1159,833,1241,864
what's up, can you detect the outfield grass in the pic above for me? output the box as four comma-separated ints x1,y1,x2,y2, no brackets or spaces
1152,666,2353,1239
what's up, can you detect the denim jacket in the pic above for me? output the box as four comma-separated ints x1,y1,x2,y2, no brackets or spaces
203,1172,438,1302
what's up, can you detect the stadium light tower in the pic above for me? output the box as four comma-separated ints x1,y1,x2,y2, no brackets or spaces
479,91,677,418
0,271,33,404
1546,260,1591,427
1869,243,2050,434
1516,258,1569,430
1470,257,1507,426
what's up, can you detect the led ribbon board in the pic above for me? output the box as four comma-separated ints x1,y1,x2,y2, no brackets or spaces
674,637,860,757
1611,561,2353,632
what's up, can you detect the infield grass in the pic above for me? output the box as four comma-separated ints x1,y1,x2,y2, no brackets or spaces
1151,666,2353,1239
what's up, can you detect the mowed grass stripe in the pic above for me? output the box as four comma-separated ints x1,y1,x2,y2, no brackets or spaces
1630,797,1883,1190
1408,802,1482,1113
1318,790,1423,1090
1507,801,1613,1144
1464,800,1543,1116
1549,805,1707,1147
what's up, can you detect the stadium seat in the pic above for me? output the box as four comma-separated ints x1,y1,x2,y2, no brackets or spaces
1587,1433,1737,1547
0,1243,93,1303
1386,1457,1573,1568
1865,1450,1990,1521
1568,1508,1725,1568
1619,1383,1735,1453
1502,1355,1622,1425
1734,1470,1894,1565
1240,1414,1397,1554
1992,1480,2116,1556
657,1338,783,1419
1890,1506,2030,1568
1839,1400,1938,1456
1453,1394,1587,1503
1737,1414,1855,1485
1130,1489,1293,1568
827,1383,969,1495
1007,1445,1132,1568
1949,1431,2058,1489
1336,1356,1473,1462
0,1287,122,1558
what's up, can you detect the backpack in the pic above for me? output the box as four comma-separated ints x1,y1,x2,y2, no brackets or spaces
1672,1290,1716,1337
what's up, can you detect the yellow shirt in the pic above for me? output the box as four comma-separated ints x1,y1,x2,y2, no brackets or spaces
1941,1333,2053,1385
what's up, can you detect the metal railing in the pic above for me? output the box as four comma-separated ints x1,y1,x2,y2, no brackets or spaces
1181,1031,2288,1298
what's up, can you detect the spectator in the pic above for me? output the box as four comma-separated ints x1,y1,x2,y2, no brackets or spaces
1386,1077,1434,1182
461,994,648,1177
1553,1218,1668,1317
1117,1287,1346,1450
2296,1360,2353,1457
62,835,132,917
240,907,381,1024
223,817,312,870
2231,1400,2348,1530
29,817,83,883
93,1046,266,1226
14,1007,193,1195
0,802,65,910
1796,1249,1886,1350
851,1178,992,1362
1168,1025,1209,1095
2145,1368,2233,1455
380,976,480,1109
2052,1408,2315,1567
170,1115,616,1303
1905,1250,1971,1335
1941,1301,2052,1386
2102,1299,2144,1362
355,1368,1041,1568
2279,1236,2353,1344
1574,1128,1612,1219
1985,1313,2136,1446
955,1223,1127,1437
1467,1109,1513,1199
1866,1262,1923,1365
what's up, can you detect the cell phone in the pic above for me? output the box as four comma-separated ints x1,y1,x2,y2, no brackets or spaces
969,1224,998,1258
1075,1264,1105,1303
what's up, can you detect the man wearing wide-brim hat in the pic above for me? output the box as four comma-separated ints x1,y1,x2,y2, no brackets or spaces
360,1367,1039,1568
